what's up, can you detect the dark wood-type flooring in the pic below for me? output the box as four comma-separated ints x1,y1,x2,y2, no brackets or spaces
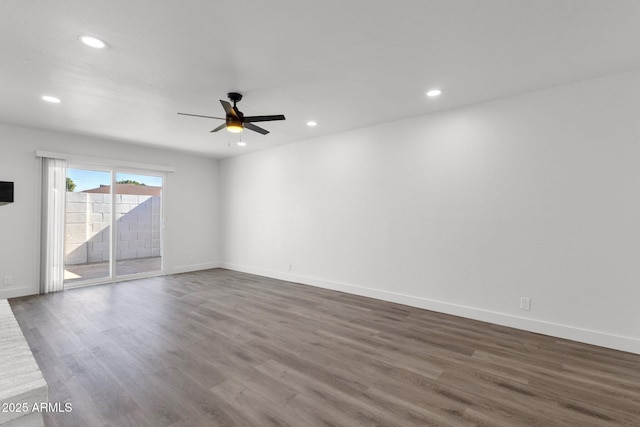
9,269,640,426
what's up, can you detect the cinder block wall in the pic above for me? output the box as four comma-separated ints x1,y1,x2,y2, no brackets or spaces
65,192,161,265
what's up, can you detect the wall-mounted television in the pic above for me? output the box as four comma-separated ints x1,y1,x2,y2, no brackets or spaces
0,181,14,205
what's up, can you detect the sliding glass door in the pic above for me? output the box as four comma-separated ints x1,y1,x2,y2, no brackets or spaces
64,166,163,286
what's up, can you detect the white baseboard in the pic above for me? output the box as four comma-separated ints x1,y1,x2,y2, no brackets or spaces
170,261,221,275
0,287,38,300
220,262,640,355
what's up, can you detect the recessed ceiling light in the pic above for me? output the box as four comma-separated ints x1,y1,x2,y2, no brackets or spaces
426,89,442,97
80,35,106,49
41,95,61,103
306,121,317,127
237,140,247,147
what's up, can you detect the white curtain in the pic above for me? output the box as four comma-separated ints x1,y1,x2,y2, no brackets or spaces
41,158,67,294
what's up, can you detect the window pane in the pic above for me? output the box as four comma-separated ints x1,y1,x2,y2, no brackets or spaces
114,172,163,276
64,168,111,283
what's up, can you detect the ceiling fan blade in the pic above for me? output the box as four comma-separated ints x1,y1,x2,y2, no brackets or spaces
178,112,224,120
233,106,243,119
244,123,269,135
220,100,233,115
243,115,286,123
210,123,226,133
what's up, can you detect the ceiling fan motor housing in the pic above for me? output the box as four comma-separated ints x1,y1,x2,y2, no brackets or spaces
226,116,243,129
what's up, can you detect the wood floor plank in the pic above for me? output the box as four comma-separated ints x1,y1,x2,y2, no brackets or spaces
8,268,640,426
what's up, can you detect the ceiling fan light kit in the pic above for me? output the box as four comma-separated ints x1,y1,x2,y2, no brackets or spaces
178,92,285,136
226,119,243,133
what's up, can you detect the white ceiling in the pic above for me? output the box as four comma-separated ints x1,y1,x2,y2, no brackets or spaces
1,1,640,158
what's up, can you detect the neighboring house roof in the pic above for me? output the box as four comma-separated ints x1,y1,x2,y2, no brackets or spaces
82,184,162,196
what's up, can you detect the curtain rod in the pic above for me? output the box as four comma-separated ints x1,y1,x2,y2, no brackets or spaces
35,150,176,173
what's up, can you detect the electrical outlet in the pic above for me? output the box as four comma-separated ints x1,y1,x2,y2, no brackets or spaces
3,275,12,286
520,297,531,311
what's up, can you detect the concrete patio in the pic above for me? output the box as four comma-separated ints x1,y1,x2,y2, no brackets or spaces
64,256,162,283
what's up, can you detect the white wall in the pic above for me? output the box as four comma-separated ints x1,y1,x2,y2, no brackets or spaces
0,123,220,299
220,69,640,354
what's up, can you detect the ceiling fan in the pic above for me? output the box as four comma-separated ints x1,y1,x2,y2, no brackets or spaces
178,92,285,135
